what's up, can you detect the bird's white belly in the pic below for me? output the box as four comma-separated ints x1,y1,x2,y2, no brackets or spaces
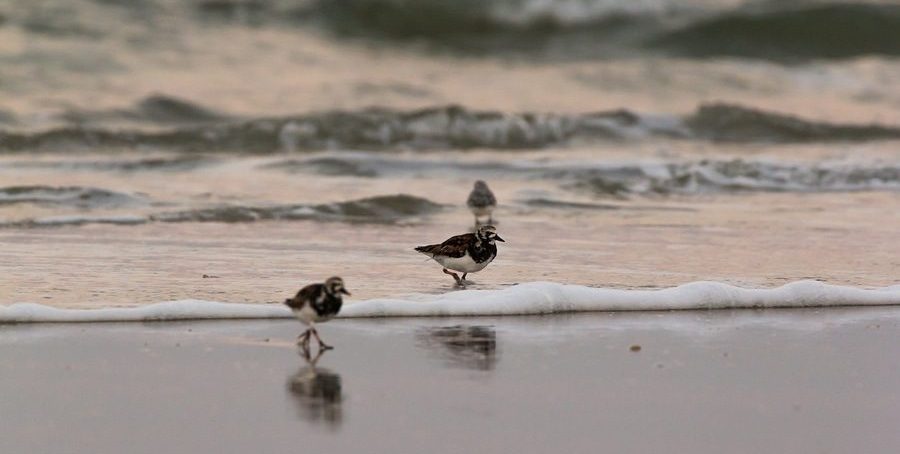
292,305,318,325
434,252,492,273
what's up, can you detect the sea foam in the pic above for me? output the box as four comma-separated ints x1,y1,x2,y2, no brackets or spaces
2,280,899,324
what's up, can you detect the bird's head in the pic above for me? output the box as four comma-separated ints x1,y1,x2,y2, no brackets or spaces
324,276,351,296
476,224,505,243
473,180,489,190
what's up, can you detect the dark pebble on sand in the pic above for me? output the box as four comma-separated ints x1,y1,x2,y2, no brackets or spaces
630,345,641,352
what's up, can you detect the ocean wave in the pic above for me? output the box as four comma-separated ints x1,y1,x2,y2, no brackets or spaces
264,152,900,195
61,94,232,127
686,104,900,143
0,185,145,208
261,152,534,177
299,0,663,58
568,160,900,195
3,104,898,153
7,0,897,61
0,105,669,152
2,194,443,228
301,0,900,60
3,280,899,323
648,2,900,60
153,194,442,223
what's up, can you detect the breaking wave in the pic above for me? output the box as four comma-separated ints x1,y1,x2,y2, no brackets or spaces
3,280,899,323
3,104,898,153
568,160,900,196
264,153,900,196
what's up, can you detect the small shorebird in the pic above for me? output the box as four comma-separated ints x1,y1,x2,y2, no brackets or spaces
415,224,504,286
467,180,497,225
284,277,350,350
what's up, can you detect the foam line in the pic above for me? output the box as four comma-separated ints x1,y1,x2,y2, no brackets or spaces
3,281,900,324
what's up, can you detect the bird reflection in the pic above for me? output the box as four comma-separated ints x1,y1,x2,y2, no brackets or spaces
416,325,498,371
286,348,343,427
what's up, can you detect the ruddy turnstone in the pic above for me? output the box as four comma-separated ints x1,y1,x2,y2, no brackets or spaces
284,276,350,350
467,180,497,225
415,224,504,286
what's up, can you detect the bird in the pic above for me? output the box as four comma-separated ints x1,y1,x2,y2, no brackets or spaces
414,224,504,286
467,180,497,225
284,277,350,350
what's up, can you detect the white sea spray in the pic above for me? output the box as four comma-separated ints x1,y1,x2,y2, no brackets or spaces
3,280,899,324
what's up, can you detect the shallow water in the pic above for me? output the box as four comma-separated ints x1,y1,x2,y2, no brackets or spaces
3,142,900,308
3,184,900,308
1,311,899,454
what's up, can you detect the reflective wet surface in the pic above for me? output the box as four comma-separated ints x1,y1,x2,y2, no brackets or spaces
416,325,498,370
286,349,344,428
2,309,899,454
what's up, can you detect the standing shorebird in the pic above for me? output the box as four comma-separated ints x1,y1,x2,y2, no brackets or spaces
467,180,497,225
415,224,504,286
284,277,350,350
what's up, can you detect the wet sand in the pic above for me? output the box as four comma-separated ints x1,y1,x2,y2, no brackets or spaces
2,309,899,454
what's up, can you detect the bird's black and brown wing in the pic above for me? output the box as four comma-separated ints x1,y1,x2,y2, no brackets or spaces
415,233,475,258
284,283,323,310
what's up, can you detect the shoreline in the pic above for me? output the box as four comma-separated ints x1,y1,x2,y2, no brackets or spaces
3,279,900,324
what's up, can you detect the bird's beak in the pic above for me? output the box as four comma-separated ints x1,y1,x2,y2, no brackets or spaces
495,235,505,242
341,288,352,296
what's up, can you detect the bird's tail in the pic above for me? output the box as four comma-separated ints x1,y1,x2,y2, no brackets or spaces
414,245,436,255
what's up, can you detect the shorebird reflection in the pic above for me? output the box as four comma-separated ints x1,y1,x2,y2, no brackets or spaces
417,325,498,371
286,348,343,427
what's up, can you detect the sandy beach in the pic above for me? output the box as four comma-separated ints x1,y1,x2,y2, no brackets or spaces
2,309,899,454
